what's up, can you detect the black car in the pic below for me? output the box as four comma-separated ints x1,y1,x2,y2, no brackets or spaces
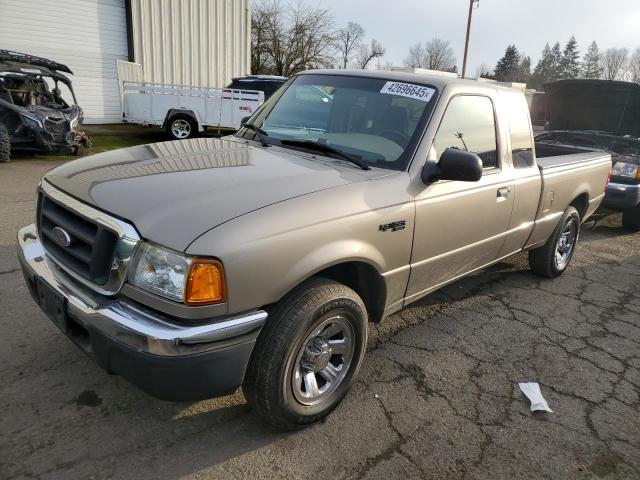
226,75,287,100
0,50,90,162
536,79,640,231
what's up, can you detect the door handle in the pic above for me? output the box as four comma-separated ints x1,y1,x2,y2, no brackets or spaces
497,187,510,202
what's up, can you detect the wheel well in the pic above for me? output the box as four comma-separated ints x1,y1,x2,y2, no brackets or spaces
570,193,589,221
164,110,198,129
315,262,387,323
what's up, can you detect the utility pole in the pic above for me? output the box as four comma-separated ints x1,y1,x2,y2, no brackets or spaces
461,0,479,79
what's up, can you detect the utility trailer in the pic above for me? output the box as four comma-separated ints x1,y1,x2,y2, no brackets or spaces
121,81,264,140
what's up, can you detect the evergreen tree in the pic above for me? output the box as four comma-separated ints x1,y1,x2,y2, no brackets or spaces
582,41,603,79
518,56,532,83
560,35,580,79
549,42,563,81
531,43,553,89
494,45,521,81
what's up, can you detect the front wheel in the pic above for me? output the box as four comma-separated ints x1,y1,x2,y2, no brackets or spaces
0,122,10,162
529,206,581,278
243,278,368,430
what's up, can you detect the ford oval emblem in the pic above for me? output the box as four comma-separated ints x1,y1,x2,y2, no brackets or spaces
52,226,72,247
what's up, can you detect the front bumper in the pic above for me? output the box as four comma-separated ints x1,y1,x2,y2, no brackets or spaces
603,182,640,210
18,224,267,401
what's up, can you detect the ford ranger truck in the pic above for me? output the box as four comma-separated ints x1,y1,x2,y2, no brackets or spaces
18,70,611,429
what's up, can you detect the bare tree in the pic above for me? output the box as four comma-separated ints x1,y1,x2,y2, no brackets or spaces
403,38,456,71
475,62,492,78
335,22,365,69
628,47,640,83
425,38,456,71
403,43,427,68
356,39,385,69
602,47,629,80
251,0,336,76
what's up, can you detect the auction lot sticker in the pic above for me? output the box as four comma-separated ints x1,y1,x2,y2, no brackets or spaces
380,82,435,102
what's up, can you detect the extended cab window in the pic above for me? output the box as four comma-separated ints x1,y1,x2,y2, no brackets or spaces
433,95,498,169
505,93,535,168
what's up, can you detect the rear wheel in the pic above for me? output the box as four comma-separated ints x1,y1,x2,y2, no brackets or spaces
166,114,197,140
243,278,368,430
622,205,640,232
0,122,10,162
529,206,580,278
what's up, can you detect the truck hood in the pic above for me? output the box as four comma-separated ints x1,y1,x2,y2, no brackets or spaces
44,137,392,250
544,80,640,137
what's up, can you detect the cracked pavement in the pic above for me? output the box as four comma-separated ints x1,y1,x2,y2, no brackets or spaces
1,161,639,479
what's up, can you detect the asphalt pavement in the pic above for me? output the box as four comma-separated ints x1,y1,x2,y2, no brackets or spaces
1,161,639,479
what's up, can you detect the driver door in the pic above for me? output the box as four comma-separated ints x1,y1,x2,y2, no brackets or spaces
406,94,515,302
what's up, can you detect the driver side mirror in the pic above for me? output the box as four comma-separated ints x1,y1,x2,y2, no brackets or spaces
421,148,483,184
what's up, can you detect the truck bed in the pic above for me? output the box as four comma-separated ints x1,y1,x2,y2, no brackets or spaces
535,142,605,170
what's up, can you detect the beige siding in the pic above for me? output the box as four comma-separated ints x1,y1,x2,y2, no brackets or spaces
130,0,251,89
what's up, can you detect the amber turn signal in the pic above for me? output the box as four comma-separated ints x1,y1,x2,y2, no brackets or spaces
185,259,226,305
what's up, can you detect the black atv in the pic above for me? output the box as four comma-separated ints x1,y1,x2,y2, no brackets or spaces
0,50,91,162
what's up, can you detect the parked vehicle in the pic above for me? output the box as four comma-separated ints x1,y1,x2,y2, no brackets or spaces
121,81,265,140
0,50,90,162
226,75,287,100
537,79,640,231
18,70,611,429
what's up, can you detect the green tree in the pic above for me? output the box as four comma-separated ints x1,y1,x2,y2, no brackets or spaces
560,35,580,79
518,56,532,83
549,42,563,81
582,41,603,79
531,43,553,89
494,45,521,81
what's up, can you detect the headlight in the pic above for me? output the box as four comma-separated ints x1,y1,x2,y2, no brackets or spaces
20,114,43,129
128,242,226,305
70,116,79,129
611,162,639,178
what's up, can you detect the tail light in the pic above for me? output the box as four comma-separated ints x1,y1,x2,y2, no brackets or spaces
605,166,612,190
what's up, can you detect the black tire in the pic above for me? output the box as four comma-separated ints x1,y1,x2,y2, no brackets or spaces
529,206,581,278
166,114,197,140
622,205,640,232
243,277,368,430
0,122,10,163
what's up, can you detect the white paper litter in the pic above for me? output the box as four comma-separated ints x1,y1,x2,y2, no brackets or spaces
518,382,553,413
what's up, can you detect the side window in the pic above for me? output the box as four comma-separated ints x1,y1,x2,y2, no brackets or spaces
432,95,498,169
506,94,535,168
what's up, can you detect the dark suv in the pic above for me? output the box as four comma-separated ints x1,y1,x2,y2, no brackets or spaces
226,75,287,100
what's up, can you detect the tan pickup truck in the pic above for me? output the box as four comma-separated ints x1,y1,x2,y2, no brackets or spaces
18,70,611,429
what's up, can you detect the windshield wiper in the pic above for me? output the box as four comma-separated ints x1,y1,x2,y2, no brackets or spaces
242,123,270,147
279,139,371,170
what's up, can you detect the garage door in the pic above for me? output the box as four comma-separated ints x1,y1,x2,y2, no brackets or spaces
0,0,128,123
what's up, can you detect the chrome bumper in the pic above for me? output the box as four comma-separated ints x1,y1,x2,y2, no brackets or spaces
18,223,267,357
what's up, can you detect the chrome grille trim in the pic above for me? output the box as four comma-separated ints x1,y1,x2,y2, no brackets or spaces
39,180,141,295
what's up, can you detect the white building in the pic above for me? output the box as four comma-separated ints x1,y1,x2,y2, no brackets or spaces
0,0,252,123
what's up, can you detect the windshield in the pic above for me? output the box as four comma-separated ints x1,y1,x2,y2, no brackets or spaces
237,74,438,170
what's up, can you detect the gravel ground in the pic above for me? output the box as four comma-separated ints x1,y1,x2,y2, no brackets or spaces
1,161,639,480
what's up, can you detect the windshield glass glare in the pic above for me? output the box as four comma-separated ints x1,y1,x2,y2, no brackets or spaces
240,74,438,170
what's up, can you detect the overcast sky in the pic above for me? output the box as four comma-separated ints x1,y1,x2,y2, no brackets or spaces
319,0,640,74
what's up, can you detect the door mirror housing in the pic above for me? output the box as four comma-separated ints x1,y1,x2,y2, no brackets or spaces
240,116,252,126
421,148,483,183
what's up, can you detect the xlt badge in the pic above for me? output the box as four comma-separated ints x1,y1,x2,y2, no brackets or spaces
379,220,406,232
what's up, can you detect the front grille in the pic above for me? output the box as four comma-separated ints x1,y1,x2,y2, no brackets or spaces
44,118,68,142
37,192,118,285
